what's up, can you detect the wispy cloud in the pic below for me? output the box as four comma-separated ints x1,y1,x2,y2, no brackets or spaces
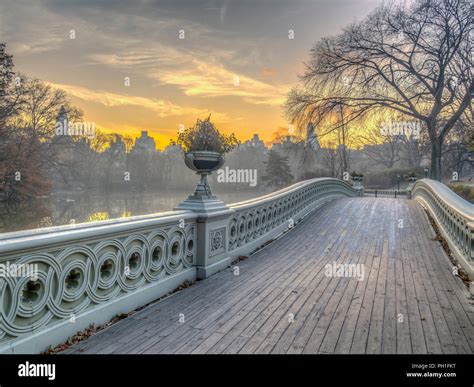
152,59,288,106
49,82,236,122
88,48,289,106
9,37,64,55
1,0,382,141
86,46,185,69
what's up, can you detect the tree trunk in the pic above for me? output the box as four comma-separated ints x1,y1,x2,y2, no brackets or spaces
430,137,442,181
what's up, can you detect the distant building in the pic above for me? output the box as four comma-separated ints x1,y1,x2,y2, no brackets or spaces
271,136,294,153
306,122,320,151
163,142,183,155
52,106,74,152
132,131,157,154
242,133,267,151
56,106,68,133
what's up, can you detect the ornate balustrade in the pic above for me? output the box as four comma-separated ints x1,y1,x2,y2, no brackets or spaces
0,210,198,353
227,178,361,257
411,179,474,293
0,178,360,353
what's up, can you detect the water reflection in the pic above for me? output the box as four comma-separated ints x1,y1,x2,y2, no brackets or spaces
0,188,267,233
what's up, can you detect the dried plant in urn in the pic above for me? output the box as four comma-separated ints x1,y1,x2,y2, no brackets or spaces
177,115,239,198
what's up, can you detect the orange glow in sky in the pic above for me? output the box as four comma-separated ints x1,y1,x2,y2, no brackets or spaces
2,0,384,149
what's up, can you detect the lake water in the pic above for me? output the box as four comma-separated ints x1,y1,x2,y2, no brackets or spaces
0,188,268,234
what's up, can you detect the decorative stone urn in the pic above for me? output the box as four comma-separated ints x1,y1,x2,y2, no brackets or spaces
406,175,418,191
351,175,364,190
175,150,228,214
183,151,224,198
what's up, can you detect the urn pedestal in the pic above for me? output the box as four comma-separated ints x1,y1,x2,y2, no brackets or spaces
175,151,228,214
175,151,234,279
351,176,364,191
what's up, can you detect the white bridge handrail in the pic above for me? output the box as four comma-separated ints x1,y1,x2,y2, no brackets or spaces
227,178,360,256
230,178,356,209
411,179,474,286
0,209,198,353
0,210,197,256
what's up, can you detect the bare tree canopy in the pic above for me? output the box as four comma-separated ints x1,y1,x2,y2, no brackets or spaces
12,77,83,140
286,0,473,180
0,43,21,126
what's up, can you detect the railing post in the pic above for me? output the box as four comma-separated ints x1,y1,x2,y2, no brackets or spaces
195,208,235,279
175,199,234,280
351,176,364,194
175,158,236,279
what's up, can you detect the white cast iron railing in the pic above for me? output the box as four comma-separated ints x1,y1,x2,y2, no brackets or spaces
228,178,361,256
411,179,474,289
0,177,360,353
0,210,198,353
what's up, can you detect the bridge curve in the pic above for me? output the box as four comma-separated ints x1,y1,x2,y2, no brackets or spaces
65,197,474,354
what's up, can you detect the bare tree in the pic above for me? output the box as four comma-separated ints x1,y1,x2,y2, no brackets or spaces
398,132,429,169
12,76,82,139
441,109,473,178
335,104,352,176
0,47,55,201
65,131,122,188
271,129,318,180
360,121,401,168
286,0,473,180
0,44,21,126
321,142,338,178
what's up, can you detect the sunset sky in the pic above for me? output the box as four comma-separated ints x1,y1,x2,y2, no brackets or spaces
0,0,383,149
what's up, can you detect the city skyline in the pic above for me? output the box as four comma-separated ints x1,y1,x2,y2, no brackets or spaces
0,0,383,147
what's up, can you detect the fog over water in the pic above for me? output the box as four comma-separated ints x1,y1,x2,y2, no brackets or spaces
0,187,267,233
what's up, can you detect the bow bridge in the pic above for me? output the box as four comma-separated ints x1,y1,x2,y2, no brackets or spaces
0,178,473,354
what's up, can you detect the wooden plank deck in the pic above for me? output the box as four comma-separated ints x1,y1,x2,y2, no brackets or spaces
65,197,474,354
